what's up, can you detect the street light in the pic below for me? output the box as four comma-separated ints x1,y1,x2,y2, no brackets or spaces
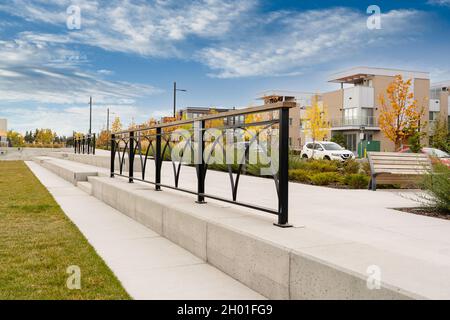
173,81,187,118
89,96,92,135
106,108,116,150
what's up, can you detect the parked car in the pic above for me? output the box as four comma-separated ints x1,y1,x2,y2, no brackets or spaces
301,141,355,161
400,147,450,167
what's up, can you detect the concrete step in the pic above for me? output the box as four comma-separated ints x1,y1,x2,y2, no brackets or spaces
77,181,93,195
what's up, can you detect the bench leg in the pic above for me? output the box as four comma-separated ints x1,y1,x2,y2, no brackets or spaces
370,175,377,191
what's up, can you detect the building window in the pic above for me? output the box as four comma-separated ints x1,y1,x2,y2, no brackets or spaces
343,108,358,125
344,133,357,152
429,111,439,121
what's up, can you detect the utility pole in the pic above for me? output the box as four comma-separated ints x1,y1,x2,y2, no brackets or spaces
106,108,110,150
173,82,187,118
89,96,92,135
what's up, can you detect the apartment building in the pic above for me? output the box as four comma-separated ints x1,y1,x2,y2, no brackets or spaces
322,67,431,153
0,118,7,147
176,107,230,120
429,80,450,137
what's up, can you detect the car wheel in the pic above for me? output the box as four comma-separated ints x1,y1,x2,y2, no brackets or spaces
302,154,308,159
324,156,331,160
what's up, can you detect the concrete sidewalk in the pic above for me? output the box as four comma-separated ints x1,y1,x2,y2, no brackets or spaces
25,161,264,300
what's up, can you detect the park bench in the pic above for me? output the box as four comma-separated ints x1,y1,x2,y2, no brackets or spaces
367,152,432,191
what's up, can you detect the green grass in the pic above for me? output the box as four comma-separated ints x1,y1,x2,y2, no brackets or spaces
0,161,130,300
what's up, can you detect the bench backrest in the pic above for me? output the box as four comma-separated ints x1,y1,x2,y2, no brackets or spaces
367,152,432,175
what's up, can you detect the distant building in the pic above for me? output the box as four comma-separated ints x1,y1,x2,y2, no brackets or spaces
176,107,230,120
0,119,7,147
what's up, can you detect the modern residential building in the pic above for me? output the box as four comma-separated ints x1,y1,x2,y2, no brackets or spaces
0,118,8,147
429,80,450,137
322,67,431,153
257,90,316,150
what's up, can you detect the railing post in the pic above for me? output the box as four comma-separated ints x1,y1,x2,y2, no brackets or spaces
195,120,206,204
93,133,96,155
110,134,115,178
87,135,91,155
155,127,162,191
82,137,85,154
129,131,134,183
275,106,292,227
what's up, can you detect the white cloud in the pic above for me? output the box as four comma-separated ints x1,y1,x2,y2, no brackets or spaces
0,36,161,105
427,0,450,6
0,0,255,58
198,8,426,78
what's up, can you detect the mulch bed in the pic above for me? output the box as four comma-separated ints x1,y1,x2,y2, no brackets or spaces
394,207,450,220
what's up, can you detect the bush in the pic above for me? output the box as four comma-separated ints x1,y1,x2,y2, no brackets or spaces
361,161,371,175
344,174,370,189
421,164,450,213
310,172,341,186
288,169,311,183
341,159,360,174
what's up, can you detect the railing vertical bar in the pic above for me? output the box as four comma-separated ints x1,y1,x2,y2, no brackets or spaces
93,134,96,155
195,120,206,204
129,131,134,183
155,127,162,191
110,134,115,178
274,106,292,227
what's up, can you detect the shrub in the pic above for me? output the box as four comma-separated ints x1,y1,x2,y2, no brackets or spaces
288,169,311,183
361,161,371,175
341,159,360,174
344,174,370,189
310,172,341,186
421,164,450,213
330,132,347,149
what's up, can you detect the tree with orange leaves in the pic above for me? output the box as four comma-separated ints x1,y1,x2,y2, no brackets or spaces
379,75,425,151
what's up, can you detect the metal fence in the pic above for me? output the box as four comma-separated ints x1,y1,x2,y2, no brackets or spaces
74,133,96,155
110,102,295,227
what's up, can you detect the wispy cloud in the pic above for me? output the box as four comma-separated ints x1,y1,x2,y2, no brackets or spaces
427,0,450,7
198,8,426,78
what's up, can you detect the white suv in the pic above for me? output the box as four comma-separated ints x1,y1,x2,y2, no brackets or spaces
301,141,354,161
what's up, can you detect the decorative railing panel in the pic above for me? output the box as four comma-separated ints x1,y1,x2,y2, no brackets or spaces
74,133,96,155
110,102,295,227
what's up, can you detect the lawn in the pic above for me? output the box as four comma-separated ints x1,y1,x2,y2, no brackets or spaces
0,161,130,300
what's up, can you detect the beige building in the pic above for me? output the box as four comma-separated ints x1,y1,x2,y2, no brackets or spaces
0,119,7,147
257,90,316,150
322,67,432,153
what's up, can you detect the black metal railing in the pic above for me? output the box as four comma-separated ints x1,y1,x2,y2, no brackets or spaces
110,102,295,227
74,133,96,155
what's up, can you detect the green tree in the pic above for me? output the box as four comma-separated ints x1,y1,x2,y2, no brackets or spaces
430,115,449,152
408,131,423,153
331,132,347,149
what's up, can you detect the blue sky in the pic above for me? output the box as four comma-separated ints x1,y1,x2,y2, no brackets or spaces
0,0,449,135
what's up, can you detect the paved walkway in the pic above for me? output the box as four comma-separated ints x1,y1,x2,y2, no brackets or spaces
25,161,264,300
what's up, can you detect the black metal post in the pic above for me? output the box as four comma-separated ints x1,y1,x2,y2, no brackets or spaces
82,137,85,154
93,133,96,155
87,135,91,155
89,96,92,135
274,107,292,227
129,131,134,183
110,134,115,178
106,108,110,150
196,120,206,204
173,82,176,118
155,127,162,191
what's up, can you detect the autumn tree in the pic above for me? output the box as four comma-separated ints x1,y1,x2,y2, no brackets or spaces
111,116,122,133
7,130,25,147
96,129,109,148
379,75,425,151
303,95,330,144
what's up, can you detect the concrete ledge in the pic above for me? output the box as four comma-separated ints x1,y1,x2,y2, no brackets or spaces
33,156,98,185
34,157,425,299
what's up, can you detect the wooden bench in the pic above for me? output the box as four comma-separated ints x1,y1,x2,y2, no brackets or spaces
367,152,432,191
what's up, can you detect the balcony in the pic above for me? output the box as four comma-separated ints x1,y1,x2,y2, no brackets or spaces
343,86,374,109
330,116,379,130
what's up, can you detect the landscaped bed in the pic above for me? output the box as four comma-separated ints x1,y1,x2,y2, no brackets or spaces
0,161,130,300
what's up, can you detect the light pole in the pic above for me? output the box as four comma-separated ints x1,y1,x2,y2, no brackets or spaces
106,108,116,150
173,81,187,118
89,96,93,135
